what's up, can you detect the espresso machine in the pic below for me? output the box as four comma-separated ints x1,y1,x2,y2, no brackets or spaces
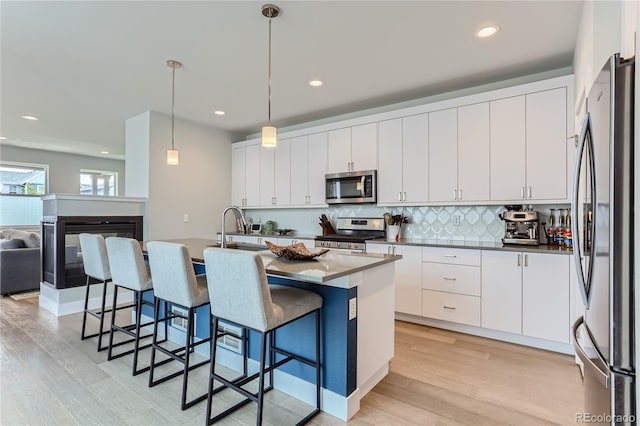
499,206,540,246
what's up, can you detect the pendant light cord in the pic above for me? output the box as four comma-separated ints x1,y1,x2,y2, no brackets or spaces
267,13,272,124
171,64,176,150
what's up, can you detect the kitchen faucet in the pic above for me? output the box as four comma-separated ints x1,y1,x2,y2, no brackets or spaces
220,206,247,248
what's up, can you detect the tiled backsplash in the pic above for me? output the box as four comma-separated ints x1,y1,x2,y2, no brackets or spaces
244,204,570,243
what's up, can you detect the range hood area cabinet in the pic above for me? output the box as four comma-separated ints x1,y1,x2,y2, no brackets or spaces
377,114,429,204
326,123,377,174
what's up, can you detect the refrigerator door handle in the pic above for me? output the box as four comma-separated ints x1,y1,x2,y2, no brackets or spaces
571,112,597,308
572,316,610,388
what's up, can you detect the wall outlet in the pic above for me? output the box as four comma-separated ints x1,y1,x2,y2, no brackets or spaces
183,213,190,223
453,215,461,226
349,297,357,320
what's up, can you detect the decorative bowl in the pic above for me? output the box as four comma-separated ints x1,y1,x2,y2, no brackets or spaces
265,241,329,260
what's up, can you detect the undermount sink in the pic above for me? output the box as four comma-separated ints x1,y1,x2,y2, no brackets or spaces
208,242,266,252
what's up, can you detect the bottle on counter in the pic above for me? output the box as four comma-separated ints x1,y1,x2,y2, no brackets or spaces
547,209,556,245
565,210,573,250
556,209,566,247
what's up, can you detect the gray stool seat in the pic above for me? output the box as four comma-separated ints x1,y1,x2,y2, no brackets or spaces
203,248,322,425
105,237,157,375
146,241,214,410
268,285,322,329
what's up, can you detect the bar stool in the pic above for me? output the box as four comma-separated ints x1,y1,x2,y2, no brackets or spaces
203,248,322,426
105,237,159,375
78,233,118,352
146,241,213,410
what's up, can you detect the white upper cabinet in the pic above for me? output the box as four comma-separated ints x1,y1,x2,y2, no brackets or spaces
377,118,403,204
491,88,568,202
231,145,246,207
490,96,527,201
402,114,429,204
457,103,490,202
290,132,327,206
244,144,260,207
428,108,458,203
259,139,290,206
525,87,567,200
327,123,377,174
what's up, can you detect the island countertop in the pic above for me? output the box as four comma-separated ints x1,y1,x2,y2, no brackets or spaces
145,238,402,286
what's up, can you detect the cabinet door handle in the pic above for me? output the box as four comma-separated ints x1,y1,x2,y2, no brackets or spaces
392,246,396,255
458,189,462,200
453,189,457,200
444,254,457,258
403,192,407,201
398,192,402,201
517,254,521,266
527,186,532,199
521,186,525,199
443,305,456,310
351,162,355,170
387,246,391,255
524,254,529,267
443,277,457,281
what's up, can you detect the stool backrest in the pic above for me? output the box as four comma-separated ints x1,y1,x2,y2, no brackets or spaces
79,233,111,281
203,248,273,331
146,241,198,307
105,237,150,291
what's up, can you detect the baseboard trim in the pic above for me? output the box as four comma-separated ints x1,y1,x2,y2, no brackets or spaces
39,282,133,317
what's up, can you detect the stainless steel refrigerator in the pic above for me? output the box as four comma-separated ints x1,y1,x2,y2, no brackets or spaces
572,53,635,425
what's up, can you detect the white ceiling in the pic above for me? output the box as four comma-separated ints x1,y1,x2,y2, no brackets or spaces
1,1,583,160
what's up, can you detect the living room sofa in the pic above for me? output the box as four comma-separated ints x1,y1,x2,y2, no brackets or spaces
0,230,41,295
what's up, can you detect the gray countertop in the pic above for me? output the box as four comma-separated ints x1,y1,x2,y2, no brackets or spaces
366,238,573,255
146,238,402,287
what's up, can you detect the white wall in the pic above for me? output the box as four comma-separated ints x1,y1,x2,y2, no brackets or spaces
0,144,125,194
125,111,233,240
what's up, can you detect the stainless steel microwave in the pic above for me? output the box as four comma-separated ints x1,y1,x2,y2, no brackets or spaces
325,170,377,204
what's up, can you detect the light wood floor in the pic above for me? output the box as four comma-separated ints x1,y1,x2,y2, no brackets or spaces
0,295,583,425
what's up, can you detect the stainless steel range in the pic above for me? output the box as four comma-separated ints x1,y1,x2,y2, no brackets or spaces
314,217,386,252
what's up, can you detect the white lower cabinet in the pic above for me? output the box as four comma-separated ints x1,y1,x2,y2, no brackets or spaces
366,243,422,316
421,247,481,326
481,251,522,334
422,290,481,326
522,252,570,344
481,250,570,343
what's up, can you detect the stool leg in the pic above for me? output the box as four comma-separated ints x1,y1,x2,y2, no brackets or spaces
148,297,160,387
181,307,193,410
269,329,275,388
96,279,109,351
257,331,268,426
315,309,321,410
107,285,119,360
132,290,144,375
206,316,220,424
81,276,91,340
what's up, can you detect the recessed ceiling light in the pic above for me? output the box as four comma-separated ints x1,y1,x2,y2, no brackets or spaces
476,25,499,38
214,110,226,116
0,136,7,140
100,151,109,154
21,115,39,121
309,80,323,87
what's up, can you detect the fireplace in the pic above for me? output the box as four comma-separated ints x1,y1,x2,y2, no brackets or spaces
41,216,143,289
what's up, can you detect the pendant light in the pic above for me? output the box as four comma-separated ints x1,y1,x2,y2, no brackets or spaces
166,59,182,165
261,4,280,147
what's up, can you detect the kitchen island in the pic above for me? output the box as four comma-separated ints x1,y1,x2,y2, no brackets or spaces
143,238,401,421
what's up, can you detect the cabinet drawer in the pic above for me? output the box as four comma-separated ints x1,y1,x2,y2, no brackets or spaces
422,263,481,296
422,247,481,266
422,290,481,326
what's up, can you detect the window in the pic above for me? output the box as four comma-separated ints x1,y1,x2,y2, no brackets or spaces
80,170,117,196
0,161,48,195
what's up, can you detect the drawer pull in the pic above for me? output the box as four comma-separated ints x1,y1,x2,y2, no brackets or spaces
444,255,457,258
443,277,457,281
443,305,456,310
